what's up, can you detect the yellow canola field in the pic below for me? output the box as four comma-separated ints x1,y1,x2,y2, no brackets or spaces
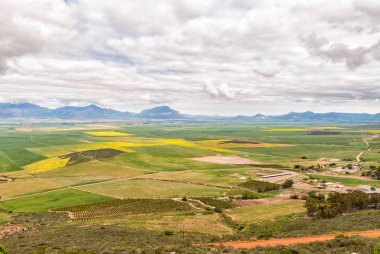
84,131,132,137
366,130,380,134
24,157,70,174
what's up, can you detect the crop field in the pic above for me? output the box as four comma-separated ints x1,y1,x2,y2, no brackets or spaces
1,121,380,253
0,189,112,212
84,131,133,137
53,198,192,220
75,178,226,198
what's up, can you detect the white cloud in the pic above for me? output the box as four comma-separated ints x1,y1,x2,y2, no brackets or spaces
0,0,379,115
204,82,240,100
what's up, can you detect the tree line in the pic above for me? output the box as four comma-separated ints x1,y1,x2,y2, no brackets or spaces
305,190,380,218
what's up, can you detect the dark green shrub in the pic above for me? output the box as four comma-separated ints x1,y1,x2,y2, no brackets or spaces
282,180,294,189
0,245,9,254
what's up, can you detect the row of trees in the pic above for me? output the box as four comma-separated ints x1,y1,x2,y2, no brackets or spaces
305,190,380,218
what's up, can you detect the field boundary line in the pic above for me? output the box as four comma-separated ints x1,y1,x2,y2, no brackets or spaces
68,186,120,199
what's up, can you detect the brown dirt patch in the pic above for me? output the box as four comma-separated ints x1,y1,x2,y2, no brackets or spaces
190,156,263,165
216,229,380,249
0,225,28,239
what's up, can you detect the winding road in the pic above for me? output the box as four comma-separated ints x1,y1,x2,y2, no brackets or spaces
356,134,379,164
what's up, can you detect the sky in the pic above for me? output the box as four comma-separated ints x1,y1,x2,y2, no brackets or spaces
1,0,380,116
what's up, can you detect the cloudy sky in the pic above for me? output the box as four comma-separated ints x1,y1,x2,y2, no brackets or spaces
1,0,380,115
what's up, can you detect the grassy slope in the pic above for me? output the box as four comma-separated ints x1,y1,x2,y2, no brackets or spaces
227,201,305,223
76,179,226,198
0,189,112,212
309,174,380,187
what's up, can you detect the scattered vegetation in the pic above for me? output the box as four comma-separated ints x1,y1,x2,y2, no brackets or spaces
243,210,380,239
60,148,125,165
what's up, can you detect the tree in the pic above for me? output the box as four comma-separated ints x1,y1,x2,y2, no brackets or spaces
304,198,319,217
282,179,294,189
350,190,370,209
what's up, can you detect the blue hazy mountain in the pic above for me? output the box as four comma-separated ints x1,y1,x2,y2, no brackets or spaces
0,103,183,119
50,104,131,119
1,103,380,122
137,106,183,119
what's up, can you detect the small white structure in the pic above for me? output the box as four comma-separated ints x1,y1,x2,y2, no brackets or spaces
261,173,291,178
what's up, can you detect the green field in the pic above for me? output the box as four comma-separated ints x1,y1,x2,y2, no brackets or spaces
0,189,112,212
1,122,380,253
75,178,226,198
227,201,305,222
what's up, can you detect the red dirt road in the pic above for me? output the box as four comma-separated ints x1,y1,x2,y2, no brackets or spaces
217,229,380,249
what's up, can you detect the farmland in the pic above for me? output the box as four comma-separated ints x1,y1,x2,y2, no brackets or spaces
0,121,380,253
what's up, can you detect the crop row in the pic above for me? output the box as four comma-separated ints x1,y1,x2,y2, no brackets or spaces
53,198,192,220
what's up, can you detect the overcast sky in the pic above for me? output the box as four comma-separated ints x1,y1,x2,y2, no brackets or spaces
1,0,380,115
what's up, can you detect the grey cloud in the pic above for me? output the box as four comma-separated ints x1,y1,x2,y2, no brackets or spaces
0,1,44,73
299,32,380,70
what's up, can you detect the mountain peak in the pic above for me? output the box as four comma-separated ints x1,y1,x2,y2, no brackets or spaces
138,106,183,119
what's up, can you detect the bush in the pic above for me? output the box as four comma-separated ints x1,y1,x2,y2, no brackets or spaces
282,180,294,189
181,196,187,201
214,207,223,213
0,245,8,254
163,230,174,236
290,195,299,199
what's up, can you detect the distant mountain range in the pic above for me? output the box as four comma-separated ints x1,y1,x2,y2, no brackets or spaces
0,103,181,120
1,103,380,122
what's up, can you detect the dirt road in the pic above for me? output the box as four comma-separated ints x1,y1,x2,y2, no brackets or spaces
217,229,380,249
356,134,379,164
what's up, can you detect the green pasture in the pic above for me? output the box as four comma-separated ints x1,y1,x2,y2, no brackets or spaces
0,188,112,212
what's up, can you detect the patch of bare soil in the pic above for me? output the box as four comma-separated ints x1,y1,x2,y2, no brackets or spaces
190,156,263,165
216,229,380,249
0,225,28,239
